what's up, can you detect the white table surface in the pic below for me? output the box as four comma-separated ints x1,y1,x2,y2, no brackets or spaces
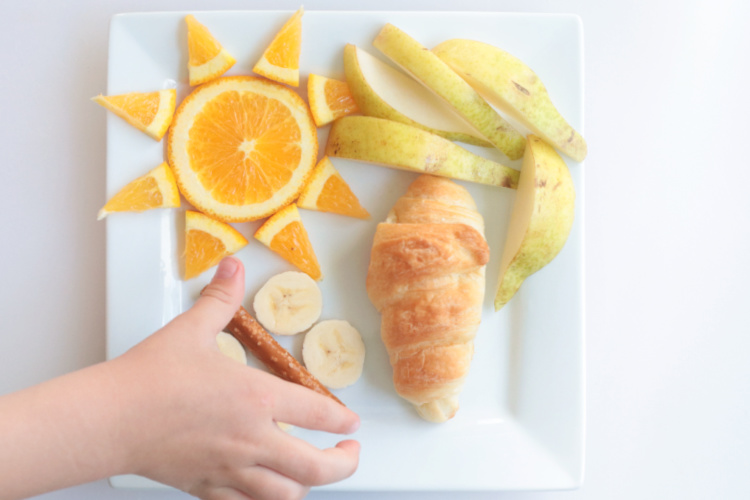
1,1,749,499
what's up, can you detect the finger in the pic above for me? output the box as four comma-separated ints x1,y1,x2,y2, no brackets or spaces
334,439,361,456
231,465,309,500
260,432,360,487
266,376,360,434
173,257,245,339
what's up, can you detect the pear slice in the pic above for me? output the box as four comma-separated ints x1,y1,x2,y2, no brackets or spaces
326,116,519,189
343,44,490,147
373,24,526,160
495,135,575,311
432,39,587,162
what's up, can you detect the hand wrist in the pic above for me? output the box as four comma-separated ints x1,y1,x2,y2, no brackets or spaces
0,360,138,499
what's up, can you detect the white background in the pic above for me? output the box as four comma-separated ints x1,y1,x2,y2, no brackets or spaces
1,1,749,499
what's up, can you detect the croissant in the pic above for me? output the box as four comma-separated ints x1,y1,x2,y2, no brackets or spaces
366,175,489,422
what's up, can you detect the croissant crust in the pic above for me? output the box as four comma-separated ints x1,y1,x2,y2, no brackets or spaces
366,175,488,422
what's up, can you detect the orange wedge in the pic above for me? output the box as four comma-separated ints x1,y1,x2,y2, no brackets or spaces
185,15,236,86
98,162,180,220
168,76,318,222
297,157,369,219
92,89,176,141
255,204,322,280
307,74,359,127
252,7,303,87
184,210,248,280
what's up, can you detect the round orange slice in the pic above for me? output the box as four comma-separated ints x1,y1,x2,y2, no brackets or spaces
253,7,303,87
168,76,318,222
297,157,369,219
185,15,236,86
98,162,180,220
184,210,248,280
92,89,176,141
255,204,322,281
307,74,359,127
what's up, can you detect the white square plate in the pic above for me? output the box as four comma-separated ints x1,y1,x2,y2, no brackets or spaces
104,10,585,492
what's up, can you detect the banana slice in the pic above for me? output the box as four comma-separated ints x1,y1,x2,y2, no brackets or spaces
216,331,247,364
253,271,323,335
276,421,294,433
302,320,365,389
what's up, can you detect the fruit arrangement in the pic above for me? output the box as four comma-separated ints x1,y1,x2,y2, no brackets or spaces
95,8,351,282
95,9,585,397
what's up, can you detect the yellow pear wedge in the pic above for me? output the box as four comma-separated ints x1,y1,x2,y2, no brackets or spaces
433,39,587,162
343,44,490,147
326,116,519,189
373,24,525,160
495,135,575,310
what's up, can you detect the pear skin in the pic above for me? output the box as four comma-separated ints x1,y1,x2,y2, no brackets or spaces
326,116,519,189
343,44,491,147
373,24,526,160
495,135,575,310
432,39,587,162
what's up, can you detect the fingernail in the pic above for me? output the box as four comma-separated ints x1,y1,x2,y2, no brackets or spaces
348,416,361,433
214,257,239,279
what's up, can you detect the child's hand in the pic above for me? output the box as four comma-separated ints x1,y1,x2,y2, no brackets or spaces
109,257,360,499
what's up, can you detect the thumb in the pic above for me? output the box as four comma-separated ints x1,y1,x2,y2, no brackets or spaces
179,256,246,339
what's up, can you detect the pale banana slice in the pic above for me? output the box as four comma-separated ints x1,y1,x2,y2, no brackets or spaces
302,320,365,389
216,332,247,364
253,271,323,335
276,421,294,433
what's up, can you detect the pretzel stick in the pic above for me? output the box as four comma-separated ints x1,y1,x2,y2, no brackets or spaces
225,306,344,406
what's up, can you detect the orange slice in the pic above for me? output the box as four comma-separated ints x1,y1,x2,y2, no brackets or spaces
168,76,318,222
297,157,369,219
98,162,180,220
307,74,359,127
252,7,303,87
184,210,248,280
92,89,176,141
255,204,322,280
185,15,236,86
